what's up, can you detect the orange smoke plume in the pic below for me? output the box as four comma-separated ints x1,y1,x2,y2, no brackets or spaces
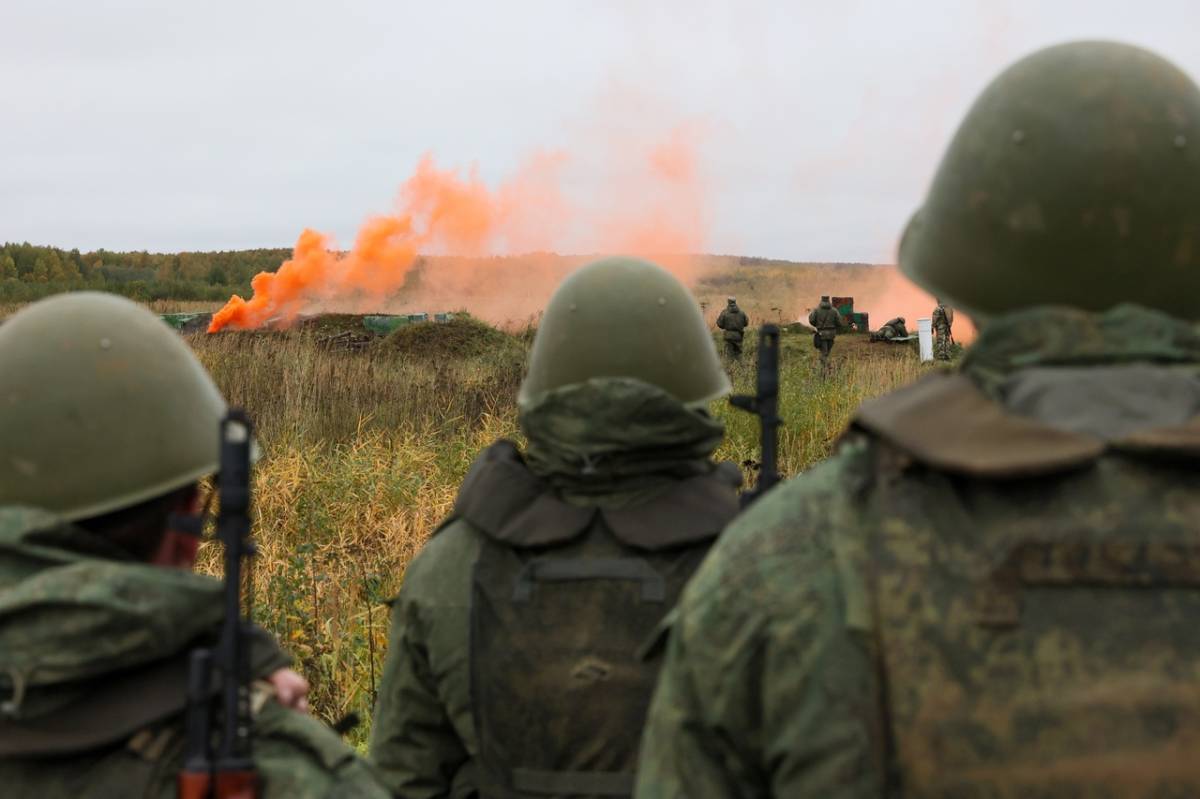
210,156,506,332
209,128,710,332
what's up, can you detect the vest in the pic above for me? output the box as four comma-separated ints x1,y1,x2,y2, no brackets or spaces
450,441,741,798
852,372,1200,797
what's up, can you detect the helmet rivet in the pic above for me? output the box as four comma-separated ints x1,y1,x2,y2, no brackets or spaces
1011,129,1026,145
658,297,667,306
1175,134,1188,148
568,303,577,312
99,337,112,350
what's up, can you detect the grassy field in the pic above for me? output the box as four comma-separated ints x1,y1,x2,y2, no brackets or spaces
1,259,952,748
187,316,938,748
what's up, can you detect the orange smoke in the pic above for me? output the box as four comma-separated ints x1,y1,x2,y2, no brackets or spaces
209,129,710,332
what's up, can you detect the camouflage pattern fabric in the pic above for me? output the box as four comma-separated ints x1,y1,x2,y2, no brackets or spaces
809,301,842,370
637,304,1200,798
808,301,842,340
932,305,952,360
717,303,749,343
0,507,389,798
369,378,737,798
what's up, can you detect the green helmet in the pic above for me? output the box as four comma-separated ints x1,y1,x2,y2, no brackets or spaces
519,257,730,407
0,292,228,521
900,41,1200,320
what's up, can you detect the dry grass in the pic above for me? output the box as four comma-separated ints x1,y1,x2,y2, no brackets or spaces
187,322,934,748
3,279,941,749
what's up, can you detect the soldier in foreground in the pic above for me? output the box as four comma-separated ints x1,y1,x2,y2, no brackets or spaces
716,295,749,359
638,41,1200,797
369,257,741,797
932,300,953,360
0,293,388,797
807,295,842,369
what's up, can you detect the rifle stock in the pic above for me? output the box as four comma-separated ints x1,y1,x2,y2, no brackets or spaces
729,325,782,507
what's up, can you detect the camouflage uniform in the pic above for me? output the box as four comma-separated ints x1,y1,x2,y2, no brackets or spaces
0,507,389,798
808,298,843,367
871,317,908,342
0,293,388,797
638,41,1200,798
638,306,1200,797
932,304,952,360
370,258,737,798
716,299,749,360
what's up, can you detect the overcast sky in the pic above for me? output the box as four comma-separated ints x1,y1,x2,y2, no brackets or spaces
3,0,1198,262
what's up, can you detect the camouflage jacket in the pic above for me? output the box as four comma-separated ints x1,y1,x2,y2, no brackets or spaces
932,305,951,333
808,304,842,338
370,378,739,798
0,507,388,799
637,305,1200,798
717,306,749,341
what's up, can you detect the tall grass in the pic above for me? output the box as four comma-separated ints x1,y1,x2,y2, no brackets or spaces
189,324,932,748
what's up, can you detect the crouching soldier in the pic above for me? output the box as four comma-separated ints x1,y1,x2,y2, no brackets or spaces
0,293,388,798
369,257,742,798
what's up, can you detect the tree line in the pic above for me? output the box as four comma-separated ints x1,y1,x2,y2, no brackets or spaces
0,242,291,302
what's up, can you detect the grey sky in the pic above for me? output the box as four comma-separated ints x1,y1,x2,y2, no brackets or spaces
2,0,1198,262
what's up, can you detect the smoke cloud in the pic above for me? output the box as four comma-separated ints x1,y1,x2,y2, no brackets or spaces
209,125,711,332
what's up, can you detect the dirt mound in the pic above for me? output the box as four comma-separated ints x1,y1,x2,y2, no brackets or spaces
383,315,523,360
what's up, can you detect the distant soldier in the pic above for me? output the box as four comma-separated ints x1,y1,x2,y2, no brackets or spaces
932,299,953,359
716,296,749,359
370,257,741,798
807,295,843,369
0,294,388,797
638,41,1200,797
870,315,908,341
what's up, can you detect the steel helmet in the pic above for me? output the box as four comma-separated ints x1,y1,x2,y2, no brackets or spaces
900,41,1200,320
519,257,730,406
0,292,229,520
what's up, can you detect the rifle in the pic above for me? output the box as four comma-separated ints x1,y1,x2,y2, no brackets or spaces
179,409,260,799
730,325,782,508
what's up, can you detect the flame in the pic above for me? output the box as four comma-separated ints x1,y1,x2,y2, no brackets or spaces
209,130,710,332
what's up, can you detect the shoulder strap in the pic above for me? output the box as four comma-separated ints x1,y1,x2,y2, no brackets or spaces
0,654,190,756
451,441,595,547
853,373,1105,477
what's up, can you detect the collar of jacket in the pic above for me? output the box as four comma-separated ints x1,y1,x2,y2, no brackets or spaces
446,441,743,549
963,303,1200,394
853,372,1200,478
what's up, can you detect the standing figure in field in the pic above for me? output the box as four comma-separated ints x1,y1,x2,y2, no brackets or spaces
871,315,909,341
716,295,749,360
0,294,388,797
807,295,843,369
369,257,741,798
638,41,1200,798
932,300,953,360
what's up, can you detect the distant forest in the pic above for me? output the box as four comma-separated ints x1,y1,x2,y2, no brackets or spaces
0,242,289,302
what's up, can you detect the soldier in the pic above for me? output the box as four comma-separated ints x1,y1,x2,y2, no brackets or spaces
369,257,741,797
638,41,1200,797
0,293,388,797
932,300,953,360
716,296,749,360
807,295,842,369
870,315,909,341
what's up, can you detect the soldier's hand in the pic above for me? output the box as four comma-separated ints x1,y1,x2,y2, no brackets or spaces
268,667,310,713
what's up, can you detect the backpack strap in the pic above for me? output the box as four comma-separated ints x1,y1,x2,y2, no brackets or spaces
512,557,666,603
